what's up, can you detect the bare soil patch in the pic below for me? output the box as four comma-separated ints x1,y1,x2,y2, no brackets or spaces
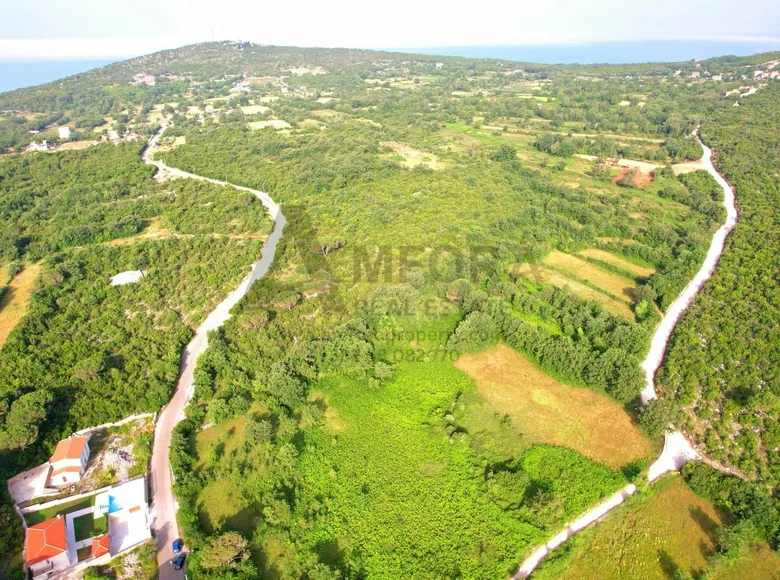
380,141,446,170
455,344,651,468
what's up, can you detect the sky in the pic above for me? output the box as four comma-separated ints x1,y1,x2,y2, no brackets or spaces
1,0,779,61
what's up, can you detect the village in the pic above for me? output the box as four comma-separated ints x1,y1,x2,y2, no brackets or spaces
7,416,155,579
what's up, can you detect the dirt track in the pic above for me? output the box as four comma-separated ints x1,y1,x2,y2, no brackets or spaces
513,127,739,579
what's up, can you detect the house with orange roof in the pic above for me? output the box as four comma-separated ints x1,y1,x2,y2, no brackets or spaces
47,435,90,487
91,534,111,558
25,515,73,578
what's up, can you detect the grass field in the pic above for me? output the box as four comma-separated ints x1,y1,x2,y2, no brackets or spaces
73,513,108,542
455,344,651,469
710,544,780,579
539,476,725,580
577,248,656,278
543,250,637,303
0,262,42,347
513,263,634,319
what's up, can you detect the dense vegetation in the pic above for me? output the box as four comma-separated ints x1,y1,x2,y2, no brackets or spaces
658,83,780,485
0,143,270,570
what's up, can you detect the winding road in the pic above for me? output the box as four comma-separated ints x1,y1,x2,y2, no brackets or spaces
512,128,739,579
142,124,286,580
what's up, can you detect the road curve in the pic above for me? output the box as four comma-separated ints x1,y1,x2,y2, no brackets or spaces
512,128,739,579
142,124,286,580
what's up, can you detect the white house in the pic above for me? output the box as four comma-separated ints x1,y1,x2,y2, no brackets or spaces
58,126,71,139
47,434,90,486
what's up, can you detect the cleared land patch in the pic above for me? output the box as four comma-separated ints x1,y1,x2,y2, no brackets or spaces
513,263,634,319
455,344,651,469
380,141,446,170
545,476,727,580
241,104,271,115
577,248,656,278
248,120,291,130
0,262,42,348
543,250,637,303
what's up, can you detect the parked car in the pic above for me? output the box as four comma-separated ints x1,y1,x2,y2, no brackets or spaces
173,553,186,570
172,538,183,554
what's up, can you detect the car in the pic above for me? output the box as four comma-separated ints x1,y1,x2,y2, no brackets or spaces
172,538,183,554
172,553,186,570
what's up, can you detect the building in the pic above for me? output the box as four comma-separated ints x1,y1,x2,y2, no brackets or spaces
26,516,72,579
91,534,111,558
48,435,90,486
26,141,49,152
58,126,71,139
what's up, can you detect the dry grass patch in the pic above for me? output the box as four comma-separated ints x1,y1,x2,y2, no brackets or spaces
380,141,446,170
513,263,634,319
311,109,345,119
673,159,705,175
248,120,291,130
455,344,651,468
710,543,780,579
577,248,656,278
0,262,42,348
543,251,637,302
57,141,97,151
554,476,727,580
241,104,271,115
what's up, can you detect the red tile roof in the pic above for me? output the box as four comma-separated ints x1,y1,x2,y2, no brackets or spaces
51,436,88,463
26,516,67,566
91,534,110,558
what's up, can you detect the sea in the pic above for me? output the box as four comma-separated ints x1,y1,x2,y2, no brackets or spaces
406,40,780,65
0,59,116,94
1,40,779,94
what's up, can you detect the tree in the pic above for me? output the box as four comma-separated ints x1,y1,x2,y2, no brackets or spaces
491,143,517,162
200,532,250,570
638,398,678,437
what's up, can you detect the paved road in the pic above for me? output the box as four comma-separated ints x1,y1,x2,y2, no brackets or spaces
142,124,286,580
513,127,739,579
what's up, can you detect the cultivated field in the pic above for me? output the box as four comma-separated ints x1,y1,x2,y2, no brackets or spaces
455,344,652,469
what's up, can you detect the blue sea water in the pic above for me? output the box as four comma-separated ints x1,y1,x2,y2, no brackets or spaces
406,40,780,64
0,59,116,94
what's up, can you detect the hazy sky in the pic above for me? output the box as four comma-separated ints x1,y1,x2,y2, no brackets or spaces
1,0,779,60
